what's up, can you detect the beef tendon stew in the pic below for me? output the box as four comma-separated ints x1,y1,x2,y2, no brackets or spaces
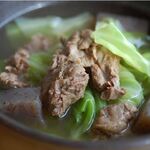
0,12,150,140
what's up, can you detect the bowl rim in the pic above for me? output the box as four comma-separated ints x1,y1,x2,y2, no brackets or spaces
0,1,150,150
1,111,150,150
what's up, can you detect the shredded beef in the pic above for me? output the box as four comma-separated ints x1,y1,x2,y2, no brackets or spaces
91,49,125,100
62,29,125,100
0,72,28,88
63,29,95,67
93,103,137,136
0,34,51,89
40,54,89,117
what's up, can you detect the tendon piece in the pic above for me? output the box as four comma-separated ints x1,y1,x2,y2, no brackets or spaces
0,87,44,124
93,103,137,136
64,29,95,67
41,54,89,117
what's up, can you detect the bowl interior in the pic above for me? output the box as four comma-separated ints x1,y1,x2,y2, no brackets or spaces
0,1,150,150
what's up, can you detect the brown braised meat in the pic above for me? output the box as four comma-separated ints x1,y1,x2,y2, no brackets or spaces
91,50,125,100
24,34,51,52
6,49,30,74
40,29,125,117
0,49,29,88
62,29,124,100
0,72,28,88
93,103,137,136
6,34,51,74
63,29,96,67
0,34,51,89
40,54,89,117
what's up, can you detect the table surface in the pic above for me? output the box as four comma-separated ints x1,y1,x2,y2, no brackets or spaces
0,123,75,150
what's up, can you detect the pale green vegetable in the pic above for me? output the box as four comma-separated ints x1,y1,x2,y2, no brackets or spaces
6,13,94,85
93,90,107,113
26,44,60,85
139,47,150,54
123,51,150,96
15,17,55,37
6,23,28,50
92,20,150,77
142,76,150,97
27,52,51,85
15,13,93,38
6,13,94,49
72,88,95,137
111,66,144,106
71,65,143,139
99,18,147,48
140,52,150,96
142,52,150,60
124,32,146,48
121,51,150,96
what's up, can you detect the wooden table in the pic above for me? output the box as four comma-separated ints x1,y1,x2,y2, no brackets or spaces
0,123,75,150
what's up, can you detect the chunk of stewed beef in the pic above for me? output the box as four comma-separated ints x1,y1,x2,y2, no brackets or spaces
0,72,28,88
6,49,29,74
0,34,51,89
93,103,137,136
40,54,89,117
24,34,51,52
62,30,124,100
62,29,95,67
91,50,125,100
